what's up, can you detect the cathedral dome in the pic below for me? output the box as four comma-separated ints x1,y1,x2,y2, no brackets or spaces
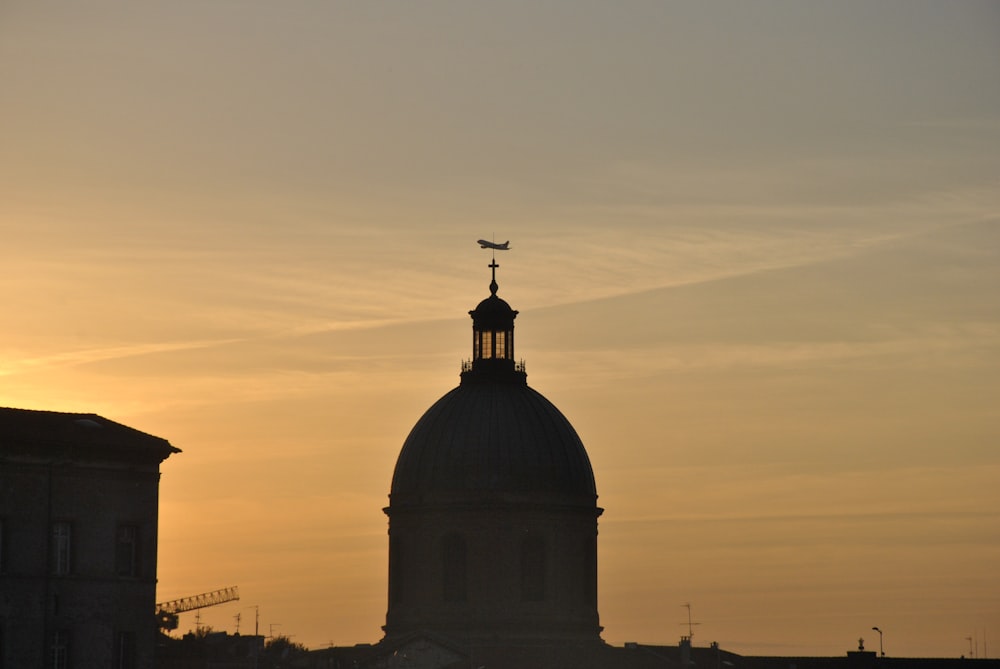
383,255,602,644
389,381,597,504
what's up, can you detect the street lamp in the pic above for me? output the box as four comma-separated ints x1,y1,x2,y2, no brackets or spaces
872,627,884,657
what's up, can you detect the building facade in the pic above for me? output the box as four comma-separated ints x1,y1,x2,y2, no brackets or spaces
0,408,179,668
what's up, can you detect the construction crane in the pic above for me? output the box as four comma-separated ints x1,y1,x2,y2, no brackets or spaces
156,586,240,631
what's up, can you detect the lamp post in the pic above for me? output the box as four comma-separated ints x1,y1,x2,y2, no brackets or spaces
872,627,884,657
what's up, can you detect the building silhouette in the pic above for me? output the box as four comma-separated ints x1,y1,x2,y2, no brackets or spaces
0,408,179,668
383,258,601,651
311,263,1000,669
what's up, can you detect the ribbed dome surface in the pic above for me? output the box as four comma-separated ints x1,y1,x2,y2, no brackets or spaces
390,382,596,501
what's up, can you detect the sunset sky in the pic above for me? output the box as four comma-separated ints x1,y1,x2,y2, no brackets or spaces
2,1,999,657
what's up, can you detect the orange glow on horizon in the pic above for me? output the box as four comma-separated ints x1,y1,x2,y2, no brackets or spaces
2,2,999,657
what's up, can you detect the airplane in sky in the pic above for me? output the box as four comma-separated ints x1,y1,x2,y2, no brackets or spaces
478,240,510,250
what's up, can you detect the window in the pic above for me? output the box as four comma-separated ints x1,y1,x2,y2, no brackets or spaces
520,536,546,602
389,537,403,604
50,630,69,669
479,332,494,359
116,526,139,577
441,534,467,602
475,330,512,360
583,536,597,606
115,631,136,669
52,522,71,576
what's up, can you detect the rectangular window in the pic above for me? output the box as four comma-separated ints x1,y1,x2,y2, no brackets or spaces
115,631,136,669
116,526,139,577
52,522,71,576
481,332,494,359
520,537,546,602
441,534,467,602
495,331,507,359
51,630,69,669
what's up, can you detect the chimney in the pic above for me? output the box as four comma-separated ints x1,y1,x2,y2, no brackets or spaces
680,636,692,668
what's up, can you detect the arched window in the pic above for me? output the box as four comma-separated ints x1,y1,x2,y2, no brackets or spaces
441,534,467,602
583,536,597,607
389,536,403,604
520,536,546,602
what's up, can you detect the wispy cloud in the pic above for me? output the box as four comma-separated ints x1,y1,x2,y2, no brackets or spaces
0,338,244,377
537,328,1000,382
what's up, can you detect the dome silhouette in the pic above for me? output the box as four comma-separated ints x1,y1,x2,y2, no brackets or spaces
382,258,602,644
390,382,597,504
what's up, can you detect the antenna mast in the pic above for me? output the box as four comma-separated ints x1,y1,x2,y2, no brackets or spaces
681,603,702,641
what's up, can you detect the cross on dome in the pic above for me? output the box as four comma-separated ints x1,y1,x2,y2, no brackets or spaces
489,256,499,296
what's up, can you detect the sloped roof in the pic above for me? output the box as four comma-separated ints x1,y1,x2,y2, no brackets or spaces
0,406,179,463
